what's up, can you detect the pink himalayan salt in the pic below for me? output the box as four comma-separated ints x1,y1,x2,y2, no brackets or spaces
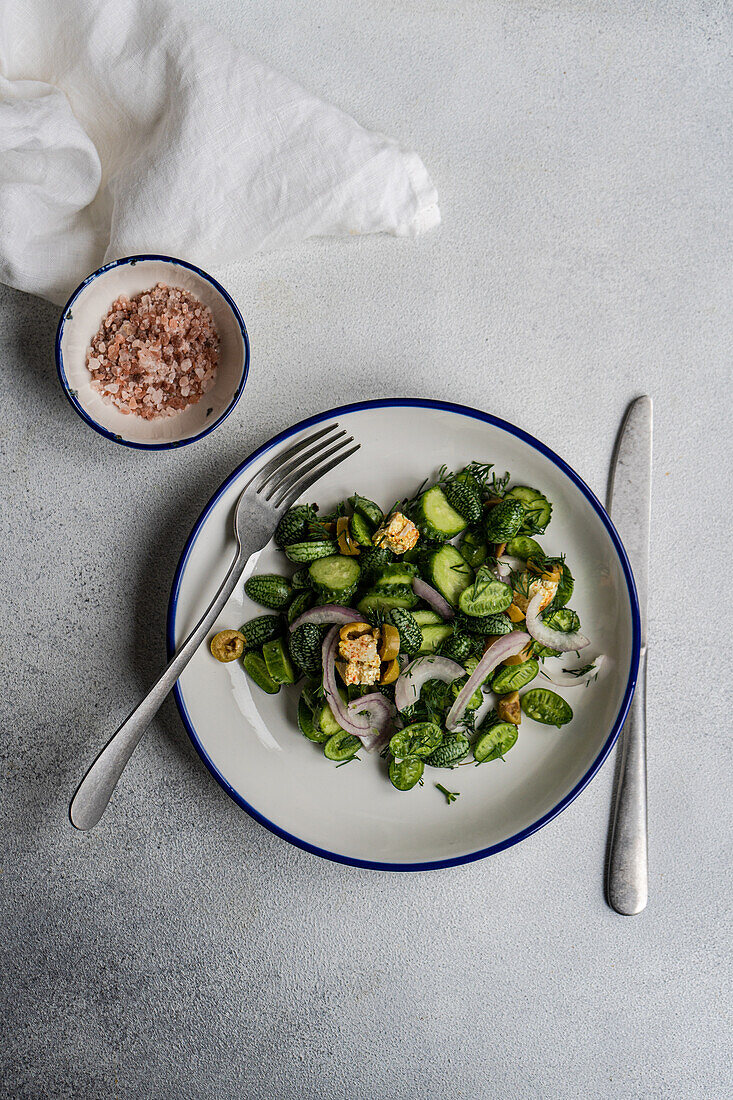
85,283,219,420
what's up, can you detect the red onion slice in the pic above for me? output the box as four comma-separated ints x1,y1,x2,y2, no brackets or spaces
540,655,605,687
411,578,455,620
524,592,590,653
394,655,465,712
347,693,396,752
445,631,530,731
497,554,525,573
289,604,362,632
321,628,396,750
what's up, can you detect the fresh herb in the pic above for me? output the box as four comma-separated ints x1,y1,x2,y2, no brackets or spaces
335,756,361,767
436,783,460,804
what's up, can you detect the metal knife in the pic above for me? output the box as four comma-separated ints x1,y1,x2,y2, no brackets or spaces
606,395,652,915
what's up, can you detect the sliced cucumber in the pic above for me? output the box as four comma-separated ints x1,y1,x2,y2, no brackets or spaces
504,486,552,535
242,651,280,694
415,485,467,540
297,694,329,742
308,554,361,602
244,574,292,610
372,562,417,589
458,569,513,616
411,609,444,627
356,588,419,616
418,623,454,655
553,562,574,608
262,637,296,684
284,540,339,563
426,544,473,606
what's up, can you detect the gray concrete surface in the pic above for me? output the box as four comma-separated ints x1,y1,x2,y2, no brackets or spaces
1,1,731,1097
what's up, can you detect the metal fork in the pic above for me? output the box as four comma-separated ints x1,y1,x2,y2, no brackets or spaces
70,423,360,830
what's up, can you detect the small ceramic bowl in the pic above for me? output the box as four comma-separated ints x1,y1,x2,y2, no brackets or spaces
55,255,249,449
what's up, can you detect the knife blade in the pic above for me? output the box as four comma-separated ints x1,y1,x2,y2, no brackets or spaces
606,395,652,915
608,395,652,644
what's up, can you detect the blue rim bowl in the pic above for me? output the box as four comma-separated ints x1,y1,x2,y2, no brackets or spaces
166,398,641,871
55,255,250,450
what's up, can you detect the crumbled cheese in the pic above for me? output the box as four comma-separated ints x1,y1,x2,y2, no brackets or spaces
340,634,379,663
512,572,559,614
372,511,419,554
343,653,381,686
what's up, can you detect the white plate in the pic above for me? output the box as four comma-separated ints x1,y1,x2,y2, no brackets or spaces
168,400,640,870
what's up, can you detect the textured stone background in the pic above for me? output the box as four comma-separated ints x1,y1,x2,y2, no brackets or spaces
1,1,730,1097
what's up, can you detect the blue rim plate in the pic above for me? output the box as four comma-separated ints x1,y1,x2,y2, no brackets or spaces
55,254,250,450
167,398,641,871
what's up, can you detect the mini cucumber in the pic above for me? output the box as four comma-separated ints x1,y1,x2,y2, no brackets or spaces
484,499,524,543
356,587,419,616
521,688,573,727
426,544,473,606
454,611,514,636
442,480,482,525
242,651,280,694
289,623,325,675
474,722,518,763
491,658,539,694
458,568,513,616
425,733,471,768
290,568,312,589
287,590,313,626
418,623,454,655
358,547,394,578
438,633,478,662
389,756,424,791
504,486,552,535
553,562,574,608
262,637,296,684
284,540,339,563
308,554,361,602
244,574,292,610
459,529,488,568
414,485,467,540
297,694,329,742
350,511,374,546
349,493,383,528
324,730,362,761
388,608,423,656
274,505,315,548
240,614,283,650
505,535,544,562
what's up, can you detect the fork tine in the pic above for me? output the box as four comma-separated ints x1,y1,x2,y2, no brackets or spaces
275,442,361,510
241,423,340,492
264,433,355,501
259,429,348,496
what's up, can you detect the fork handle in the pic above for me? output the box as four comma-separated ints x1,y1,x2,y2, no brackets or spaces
70,548,247,830
606,647,648,914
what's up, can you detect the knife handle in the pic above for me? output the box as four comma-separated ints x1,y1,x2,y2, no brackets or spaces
606,648,648,914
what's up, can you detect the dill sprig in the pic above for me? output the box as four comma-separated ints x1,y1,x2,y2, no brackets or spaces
436,783,460,804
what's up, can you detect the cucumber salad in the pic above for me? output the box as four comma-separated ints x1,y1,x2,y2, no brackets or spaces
210,462,603,797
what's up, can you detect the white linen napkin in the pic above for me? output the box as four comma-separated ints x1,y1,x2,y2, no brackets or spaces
0,0,440,305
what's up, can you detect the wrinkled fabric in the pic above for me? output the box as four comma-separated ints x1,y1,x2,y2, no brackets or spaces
0,0,440,303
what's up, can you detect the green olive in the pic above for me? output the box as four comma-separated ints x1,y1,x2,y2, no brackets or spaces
210,629,245,662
